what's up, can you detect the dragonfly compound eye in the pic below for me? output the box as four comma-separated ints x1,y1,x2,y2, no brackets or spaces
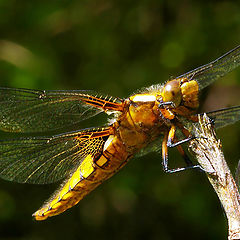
162,80,182,107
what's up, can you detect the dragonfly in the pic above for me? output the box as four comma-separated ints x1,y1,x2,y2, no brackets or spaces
0,46,239,221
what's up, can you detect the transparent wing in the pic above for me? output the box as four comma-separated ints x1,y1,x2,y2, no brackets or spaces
0,88,123,133
176,45,240,90
0,127,110,184
204,106,240,129
135,137,162,158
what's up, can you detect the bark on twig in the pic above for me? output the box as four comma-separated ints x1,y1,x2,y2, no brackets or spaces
189,114,240,240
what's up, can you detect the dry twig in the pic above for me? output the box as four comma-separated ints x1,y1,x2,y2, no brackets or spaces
189,114,240,240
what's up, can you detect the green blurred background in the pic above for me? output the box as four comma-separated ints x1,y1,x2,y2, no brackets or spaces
0,0,240,239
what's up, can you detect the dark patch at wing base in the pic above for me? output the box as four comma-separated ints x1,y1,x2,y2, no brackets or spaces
0,127,110,184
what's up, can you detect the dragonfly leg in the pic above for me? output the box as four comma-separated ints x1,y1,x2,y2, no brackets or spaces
168,124,199,166
161,127,204,173
166,124,194,148
168,119,208,148
176,144,193,167
176,144,205,172
167,136,194,148
158,100,176,124
158,101,175,109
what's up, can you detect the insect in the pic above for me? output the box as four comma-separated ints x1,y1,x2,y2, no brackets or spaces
0,46,239,220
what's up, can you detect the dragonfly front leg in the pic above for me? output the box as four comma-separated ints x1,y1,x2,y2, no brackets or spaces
162,126,204,173
167,125,194,167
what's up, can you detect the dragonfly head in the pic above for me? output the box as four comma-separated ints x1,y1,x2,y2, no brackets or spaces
161,79,182,107
161,78,200,110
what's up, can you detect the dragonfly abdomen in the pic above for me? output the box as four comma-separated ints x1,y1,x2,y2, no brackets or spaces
33,135,130,220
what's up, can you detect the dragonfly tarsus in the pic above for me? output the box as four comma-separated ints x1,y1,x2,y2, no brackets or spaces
167,136,194,148
163,164,205,174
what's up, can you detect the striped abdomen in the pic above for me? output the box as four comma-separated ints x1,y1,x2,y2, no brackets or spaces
33,135,129,220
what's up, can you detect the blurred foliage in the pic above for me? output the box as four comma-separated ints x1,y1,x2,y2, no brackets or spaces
0,0,240,239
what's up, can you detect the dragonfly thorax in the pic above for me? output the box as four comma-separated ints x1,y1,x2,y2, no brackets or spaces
113,94,166,150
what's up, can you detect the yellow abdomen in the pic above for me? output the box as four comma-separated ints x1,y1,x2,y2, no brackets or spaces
33,135,129,220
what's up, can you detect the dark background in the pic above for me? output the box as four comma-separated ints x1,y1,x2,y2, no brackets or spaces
0,1,240,239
